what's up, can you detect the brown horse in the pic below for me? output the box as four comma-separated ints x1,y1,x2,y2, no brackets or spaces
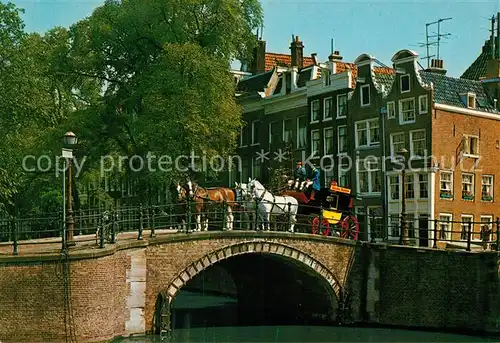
184,180,236,231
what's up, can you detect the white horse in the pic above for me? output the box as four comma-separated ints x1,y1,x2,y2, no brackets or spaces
235,182,262,230
248,179,298,232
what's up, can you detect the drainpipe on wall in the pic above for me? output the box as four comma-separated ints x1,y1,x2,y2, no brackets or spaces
380,105,388,240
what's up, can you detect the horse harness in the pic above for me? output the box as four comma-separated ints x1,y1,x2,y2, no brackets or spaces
253,187,290,213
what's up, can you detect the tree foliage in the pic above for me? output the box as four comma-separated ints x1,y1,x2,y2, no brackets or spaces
0,0,263,213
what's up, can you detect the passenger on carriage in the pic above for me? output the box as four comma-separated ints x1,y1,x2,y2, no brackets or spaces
309,166,321,200
293,161,307,190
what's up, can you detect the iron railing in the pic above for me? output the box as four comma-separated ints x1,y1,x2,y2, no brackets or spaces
0,199,498,255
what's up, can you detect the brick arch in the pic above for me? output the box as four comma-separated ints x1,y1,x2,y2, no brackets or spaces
164,240,342,302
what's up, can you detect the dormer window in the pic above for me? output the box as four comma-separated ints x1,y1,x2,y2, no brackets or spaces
361,84,370,106
400,74,410,93
459,92,477,109
467,93,476,109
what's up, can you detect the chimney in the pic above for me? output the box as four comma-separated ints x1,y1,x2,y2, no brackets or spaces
290,35,304,69
311,53,318,66
426,59,447,75
328,50,343,74
249,39,266,74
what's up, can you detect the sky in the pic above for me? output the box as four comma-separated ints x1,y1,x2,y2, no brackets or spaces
7,0,500,77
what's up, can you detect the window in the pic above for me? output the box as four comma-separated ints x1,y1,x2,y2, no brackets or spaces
389,175,399,200
462,135,479,157
338,125,348,154
251,120,260,145
405,174,414,199
389,214,400,237
462,173,474,200
337,94,347,118
410,130,426,158
324,97,333,120
252,157,261,179
419,174,428,198
357,158,381,194
390,132,405,158
297,116,307,148
480,215,493,242
324,128,334,156
311,100,320,123
440,171,453,199
387,101,395,119
438,213,452,240
368,207,383,240
283,119,292,143
481,175,493,202
239,126,248,147
355,119,379,148
338,157,350,187
324,70,331,86
269,121,281,145
400,74,410,93
361,84,370,106
399,98,415,124
324,167,335,187
418,95,428,114
460,215,473,241
311,130,320,156
467,93,476,109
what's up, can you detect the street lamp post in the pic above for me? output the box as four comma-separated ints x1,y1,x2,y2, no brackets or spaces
63,131,78,247
397,148,409,246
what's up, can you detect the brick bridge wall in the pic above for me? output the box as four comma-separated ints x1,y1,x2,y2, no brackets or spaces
0,232,498,343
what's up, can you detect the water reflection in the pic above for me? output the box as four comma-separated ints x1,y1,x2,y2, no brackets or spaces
115,326,497,343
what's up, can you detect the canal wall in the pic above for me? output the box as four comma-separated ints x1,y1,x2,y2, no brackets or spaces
358,244,500,334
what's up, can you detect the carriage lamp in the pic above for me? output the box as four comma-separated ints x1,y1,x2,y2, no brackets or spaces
62,131,78,248
396,148,409,246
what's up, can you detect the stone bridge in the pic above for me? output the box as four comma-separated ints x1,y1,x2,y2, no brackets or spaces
0,230,498,343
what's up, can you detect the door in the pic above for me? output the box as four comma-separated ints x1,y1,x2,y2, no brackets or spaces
418,214,429,247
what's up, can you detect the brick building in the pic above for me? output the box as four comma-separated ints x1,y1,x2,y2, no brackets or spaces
234,22,500,247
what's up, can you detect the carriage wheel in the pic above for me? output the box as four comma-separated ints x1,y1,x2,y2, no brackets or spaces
340,215,360,240
311,216,331,236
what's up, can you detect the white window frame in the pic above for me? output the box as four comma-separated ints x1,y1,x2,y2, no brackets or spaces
324,166,335,187
389,213,400,238
461,173,475,201
418,95,428,114
323,97,333,121
481,175,494,202
460,214,474,241
360,84,370,107
338,158,350,187
438,213,453,241
337,93,347,119
367,206,383,241
418,173,428,199
311,129,320,157
387,101,395,119
355,119,379,148
357,158,381,195
283,118,292,143
410,129,426,159
296,116,307,149
251,157,261,179
251,120,259,146
390,132,405,160
405,173,415,199
389,175,400,201
462,135,479,158
467,92,476,109
310,99,320,123
323,127,334,156
399,97,416,124
400,74,410,93
337,125,348,155
440,171,453,199
480,215,494,243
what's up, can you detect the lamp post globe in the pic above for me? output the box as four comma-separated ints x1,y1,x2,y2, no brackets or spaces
63,131,78,146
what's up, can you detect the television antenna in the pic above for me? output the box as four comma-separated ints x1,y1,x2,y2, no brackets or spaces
418,17,453,68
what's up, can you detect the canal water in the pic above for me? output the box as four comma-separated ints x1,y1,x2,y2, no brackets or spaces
113,291,498,343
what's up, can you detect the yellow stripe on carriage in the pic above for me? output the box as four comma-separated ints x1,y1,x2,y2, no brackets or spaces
322,210,342,224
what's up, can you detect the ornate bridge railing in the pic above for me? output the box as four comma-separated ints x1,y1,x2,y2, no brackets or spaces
0,200,498,255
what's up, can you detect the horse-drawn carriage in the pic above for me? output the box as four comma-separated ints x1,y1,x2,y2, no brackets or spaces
281,181,359,240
